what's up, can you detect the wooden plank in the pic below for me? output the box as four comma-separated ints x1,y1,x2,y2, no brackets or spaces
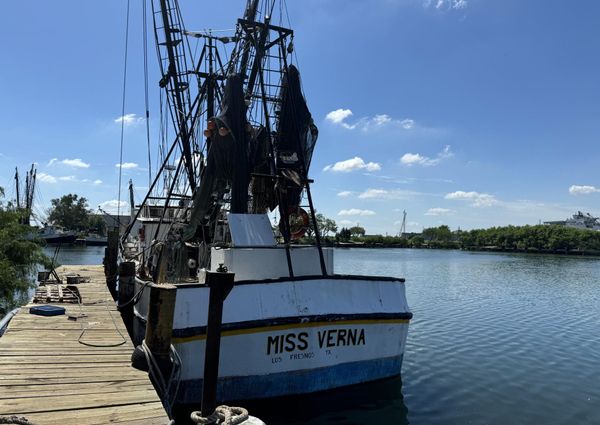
0,382,153,399
0,363,139,372
2,389,160,414
24,403,167,425
0,379,151,395
0,376,149,386
0,354,132,363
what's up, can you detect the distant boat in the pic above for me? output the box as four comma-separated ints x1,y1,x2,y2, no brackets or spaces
83,233,108,246
38,225,77,244
544,211,600,231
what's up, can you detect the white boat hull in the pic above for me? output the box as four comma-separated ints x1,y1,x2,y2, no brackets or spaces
133,275,411,403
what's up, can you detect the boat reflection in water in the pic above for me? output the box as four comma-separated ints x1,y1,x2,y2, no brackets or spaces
172,376,409,425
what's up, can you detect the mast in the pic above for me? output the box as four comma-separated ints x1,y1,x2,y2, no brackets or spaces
156,0,196,191
128,179,135,220
29,166,36,212
399,210,406,237
14,168,20,209
14,164,36,225
227,2,327,275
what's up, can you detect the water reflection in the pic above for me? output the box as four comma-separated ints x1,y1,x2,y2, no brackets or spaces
174,377,409,425
42,245,105,266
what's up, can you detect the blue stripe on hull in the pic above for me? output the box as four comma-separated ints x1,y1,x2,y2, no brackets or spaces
177,354,404,403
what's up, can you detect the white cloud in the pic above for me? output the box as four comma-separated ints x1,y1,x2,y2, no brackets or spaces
62,158,90,168
426,0,467,10
325,108,416,132
425,207,454,216
37,172,57,184
372,114,392,125
115,162,139,169
337,191,353,197
48,158,90,168
401,145,453,167
99,199,129,214
114,113,142,126
323,157,381,173
357,188,418,200
453,0,468,9
325,109,354,128
569,185,600,195
400,119,415,129
338,219,356,226
401,153,431,166
36,173,77,184
338,209,376,216
445,190,498,207
93,179,103,185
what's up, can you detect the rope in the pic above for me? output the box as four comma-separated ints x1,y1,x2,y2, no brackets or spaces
62,287,127,348
143,0,152,187
190,406,249,425
0,416,35,425
117,0,131,219
116,278,151,310
139,340,182,417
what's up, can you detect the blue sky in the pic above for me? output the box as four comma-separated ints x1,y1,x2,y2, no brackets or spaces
1,0,599,234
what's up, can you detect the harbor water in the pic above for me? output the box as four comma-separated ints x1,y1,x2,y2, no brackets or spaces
49,246,600,424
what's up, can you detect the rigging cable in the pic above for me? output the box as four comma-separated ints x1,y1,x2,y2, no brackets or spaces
117,0,131,220
143,0,152,187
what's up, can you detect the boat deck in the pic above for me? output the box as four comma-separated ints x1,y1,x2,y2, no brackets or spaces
0,265,170,425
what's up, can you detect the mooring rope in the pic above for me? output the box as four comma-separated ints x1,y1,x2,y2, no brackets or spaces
138,340,182,417
0,416,35,425
62,287,127,348
190,405,249,425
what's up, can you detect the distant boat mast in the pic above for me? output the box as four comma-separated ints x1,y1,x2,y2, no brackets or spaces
14,164,36,225
398,210,407,237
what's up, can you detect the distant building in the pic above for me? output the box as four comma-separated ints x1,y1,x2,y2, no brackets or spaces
90,213,132,233
544,211,600,231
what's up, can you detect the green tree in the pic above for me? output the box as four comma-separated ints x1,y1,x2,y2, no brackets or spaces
87,215,107,236
47,194,90,231
0,187,51,315
315,213,337,238
349,226,366,238
337,227,352,242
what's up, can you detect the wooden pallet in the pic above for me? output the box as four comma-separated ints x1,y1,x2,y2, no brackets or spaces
32,285,80,304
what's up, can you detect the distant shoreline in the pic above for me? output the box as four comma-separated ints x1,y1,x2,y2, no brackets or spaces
327,243,600,257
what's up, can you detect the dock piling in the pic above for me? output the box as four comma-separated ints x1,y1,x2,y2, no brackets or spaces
144,283,177,369
105,229,119,299
201,269,235,418
118,261,136,332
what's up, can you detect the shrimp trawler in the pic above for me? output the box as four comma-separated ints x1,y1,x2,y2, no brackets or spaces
120,0,412,404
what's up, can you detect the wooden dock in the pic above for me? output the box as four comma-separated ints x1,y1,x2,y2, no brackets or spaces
0,265,170,425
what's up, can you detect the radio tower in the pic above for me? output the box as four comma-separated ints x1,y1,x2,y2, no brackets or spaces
399,210,407,237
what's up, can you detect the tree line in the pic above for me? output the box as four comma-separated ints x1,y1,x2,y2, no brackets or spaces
308,215,600,254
